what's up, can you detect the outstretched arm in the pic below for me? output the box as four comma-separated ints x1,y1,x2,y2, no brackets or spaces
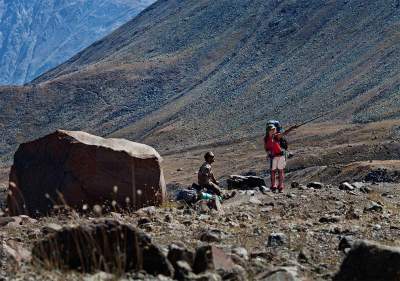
282,124,300,136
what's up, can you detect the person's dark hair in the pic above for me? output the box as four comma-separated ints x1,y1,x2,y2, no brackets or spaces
204,151,215,161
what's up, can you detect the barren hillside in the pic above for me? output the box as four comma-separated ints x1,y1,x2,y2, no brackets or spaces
1,0,400,164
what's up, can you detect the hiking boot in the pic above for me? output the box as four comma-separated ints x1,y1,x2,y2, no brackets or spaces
278,189,284,193
271,187,278,193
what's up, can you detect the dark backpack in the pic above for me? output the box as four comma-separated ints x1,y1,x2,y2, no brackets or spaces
176,189,198,204
266,120,288,150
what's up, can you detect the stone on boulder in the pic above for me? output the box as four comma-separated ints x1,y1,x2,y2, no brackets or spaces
32,219,174,275
7,130,166,216
227,175,266,190
334,240,400,281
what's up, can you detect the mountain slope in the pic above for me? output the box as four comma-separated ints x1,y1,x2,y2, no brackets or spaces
1,0,400,164
0,0,155,85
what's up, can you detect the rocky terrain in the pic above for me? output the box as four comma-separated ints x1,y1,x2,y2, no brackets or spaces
0,0,399,279
1,0,400,165
0,120,399,280
0,0,155,85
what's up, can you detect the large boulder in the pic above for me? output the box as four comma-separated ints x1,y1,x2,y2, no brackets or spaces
32,219,174,275
227,175,266,190
7,130,166,216
334,240,400,281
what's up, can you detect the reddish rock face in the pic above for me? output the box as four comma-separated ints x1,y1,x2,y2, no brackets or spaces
7,130,166,216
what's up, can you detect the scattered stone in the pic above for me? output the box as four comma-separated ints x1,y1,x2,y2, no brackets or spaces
217,264,247,281
138,217,152,226
259,186,269,194
351,182,365,189
256,266,300,281
334,240,400,281
175,261,193,279
227,175,266,190
32,219,174,275
249,198,262,205
187,272,222,281
319,215,341,224
42,223,63,235
339,182,354,191
199,229,226,243
360,186,372,194
260,206,273,212
5,215,37,227
290,182,300,189
373,224,382,231
165,214,173,223
338,236,354,252
266,233,287,247
0,239,31,267
0,217,15,227
307,182,324,189
345,207,362,220
193,245,235,274
286,193,296,199
168,243,195,280
298,248,310,263
364,201,383,213
7,130,166,216
232,247,249,260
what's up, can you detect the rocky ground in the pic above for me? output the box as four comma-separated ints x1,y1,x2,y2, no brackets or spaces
1,175,400,280
0,121,399,280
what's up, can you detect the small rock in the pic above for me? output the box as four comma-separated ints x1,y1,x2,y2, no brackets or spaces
345,207,362,220
298,249,310,263
256,266,300,281
260,206,273,212
232,247,249,260
42,223,63,235
360,187,372,194
1,240,31,267
334,240,400,281
364,201,383,213
0,217,15,227
199,229,225,243
164,214,173,223
286,193,296,199
193,245,235,274
266,232,287,247
137,206,157,216
6,215,37,227
338,236,354,252
249,198,262,205
373,224,382,231
307,182,324,189
319,215,341,224
217,264,247,281
167,243,194,280
291,182,300,189
259,186,269,194
175,261,192,279
351,182,365,189
339,182,354,191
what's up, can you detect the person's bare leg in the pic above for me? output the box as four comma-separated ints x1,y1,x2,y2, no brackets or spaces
207,182,222,196
278,169,285,191
271,169,277,191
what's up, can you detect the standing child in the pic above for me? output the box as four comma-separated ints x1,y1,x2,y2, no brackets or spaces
264,124,298,192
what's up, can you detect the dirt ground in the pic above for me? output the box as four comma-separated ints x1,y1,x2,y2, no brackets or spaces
163,120,400,187
0,119,399,280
